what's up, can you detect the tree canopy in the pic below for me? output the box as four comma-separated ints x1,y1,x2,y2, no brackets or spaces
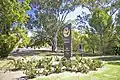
0,0,31,58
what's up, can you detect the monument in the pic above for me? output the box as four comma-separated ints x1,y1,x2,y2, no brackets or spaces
63,23,72,59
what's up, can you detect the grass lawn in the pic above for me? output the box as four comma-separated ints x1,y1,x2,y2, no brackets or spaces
33,61,120,80
79,63,120,80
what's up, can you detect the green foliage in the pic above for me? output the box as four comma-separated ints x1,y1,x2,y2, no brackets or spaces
31,0,61,9
42,57,53,76
0,0,30,33
10,59,24,70
57,27,64,49
13,27,30,48
0,27,30,58
72,30,88,52
54,56,60,61
85,58,97,70
30,0,81,51
7,56,103,78
74,54,103,72
86,8,116,54
75,62,89,73
115,14,120,26
53,62,63,73
72,30,81,51
89,8,110,28
0,0,30,58
73,55,89,73
0,34,18,58
61,58,73,71
24,67,38,79
110,47,120,55
10,57,39,78
93,60,103,68
60,56,103,73
36,59,43,68
76,0,120,55
24,60,38,78
84,32,100,54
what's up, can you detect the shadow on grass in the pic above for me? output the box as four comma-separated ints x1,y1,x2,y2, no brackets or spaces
107,62,120,66
94,56,120,61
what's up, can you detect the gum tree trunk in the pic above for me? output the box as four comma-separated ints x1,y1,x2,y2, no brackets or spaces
52,36,57,52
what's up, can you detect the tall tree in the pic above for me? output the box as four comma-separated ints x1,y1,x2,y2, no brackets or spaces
30,0,87,52
75,0,120,54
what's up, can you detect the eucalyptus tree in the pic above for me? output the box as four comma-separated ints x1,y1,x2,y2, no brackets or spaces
88,0,120,54
30,0,87,51
76,0,120,54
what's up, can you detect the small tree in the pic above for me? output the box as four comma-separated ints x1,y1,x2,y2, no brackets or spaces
0,0,31,58
72,30,88,52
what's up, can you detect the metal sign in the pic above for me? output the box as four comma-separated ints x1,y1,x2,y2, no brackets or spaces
63,24,72,59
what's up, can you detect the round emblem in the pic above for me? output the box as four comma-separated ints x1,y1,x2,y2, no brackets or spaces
63,27,70,37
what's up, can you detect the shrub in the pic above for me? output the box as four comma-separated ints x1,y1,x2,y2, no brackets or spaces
24,60,39,79
110,47,120,55
85,58,97,70
93,60,103,68
10,58,26,70
75,52,83,63
54,56,60,61
61,57,67,66
0,34,18,58
6,56,103,77
60,57,73,71
36,59,43,68
24,68,38,79
42,57,53,76
75,63,89,73
53,62,63,73
0,27,30,58
10,57,39,78
72,58,89,73
85,58,103,71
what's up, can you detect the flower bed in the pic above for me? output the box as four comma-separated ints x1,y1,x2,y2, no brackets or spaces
8,56,103,79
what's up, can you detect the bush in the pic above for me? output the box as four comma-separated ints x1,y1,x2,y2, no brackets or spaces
24,60,39,79
110,47,120,55
0,34,18,58
53,62,63,73
7,56,103,78
85,58,97,70
72,58,89,73
93,60,103,68
10,58,25,70
61,57,67,66
0,28,30,58
75,63,89,73
36,59,43,68
42,57,53,76
24,68,38,79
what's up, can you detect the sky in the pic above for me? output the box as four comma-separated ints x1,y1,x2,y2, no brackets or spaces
65,6,90,22
27,6,90,37
27,6,90,23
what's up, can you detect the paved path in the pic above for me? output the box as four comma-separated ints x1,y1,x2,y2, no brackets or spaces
0,71,27,80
